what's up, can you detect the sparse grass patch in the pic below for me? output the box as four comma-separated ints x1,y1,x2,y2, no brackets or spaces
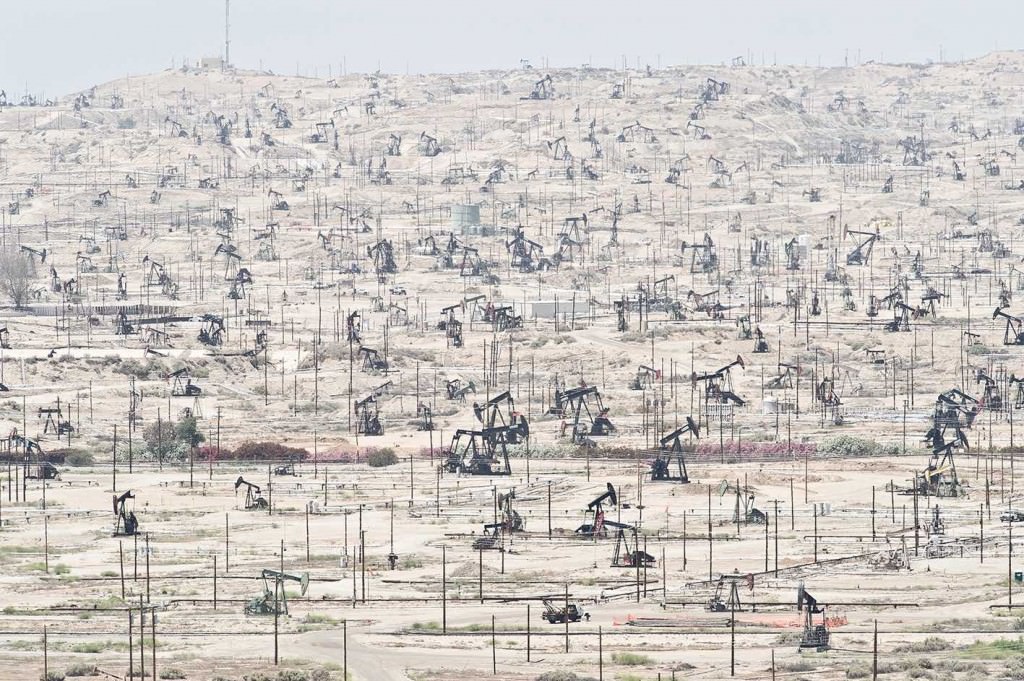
70,642,106,654
894,637,952,653
536,672,598,681
301,613,337,625
400,555,423,569
960,637,1024,659
3,640,37,651
610,652,652,666
0,544,35,556
410,621,441,631
845,663,870,679
64,664,99,677
777,659,816,672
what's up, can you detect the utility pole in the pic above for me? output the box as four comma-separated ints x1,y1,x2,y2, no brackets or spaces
224,0,231,68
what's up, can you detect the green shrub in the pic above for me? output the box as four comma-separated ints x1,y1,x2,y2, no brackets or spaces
894,636,951,653
276,672,310,681
537,672,598,681
845,663,871,679
367,448,398,468
819,435,899,457
65,664,98,677
113,359,161,380
231,441,308,461
400,555,423,569
159,669,187,680
410,621,440,630
41,673,64,681
610,652,652,666
70,642,104,654
65,451,94,466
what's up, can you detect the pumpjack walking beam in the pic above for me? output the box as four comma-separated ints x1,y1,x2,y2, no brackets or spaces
244,569,309,616
575,483,618,537
234,476,269,510
113,490,139,536
994,307,1024,345
797,583,831,651
651,416,699,482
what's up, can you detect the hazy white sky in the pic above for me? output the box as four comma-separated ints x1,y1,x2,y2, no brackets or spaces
2,0,1021,98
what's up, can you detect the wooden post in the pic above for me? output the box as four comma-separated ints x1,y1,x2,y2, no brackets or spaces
872,619,878,680
225,513,229,573
150,610,157,681
145,533,151,603
773,500,779,575
872,486,876,541
139,596,145,680
491,614,497,675
764,506,769,572
43,625,47,681
526,604,531,662
564,582,570,653
683,510,687,568
120,540,126,599
343,619,348,681
213,555,218,610
274,580,279,665
129,609,134,679
730,587,736,676
598,625,603,681
790,479,794,530
635,532,641,602
662,545,667,596
707,486,713,580
913,480,919,556
813,504,818,563
442,545,447,634
547,481,552,539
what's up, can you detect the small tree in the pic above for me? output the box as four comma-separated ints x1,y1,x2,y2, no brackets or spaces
176,415,205,448
367,448,398,468
0,248,36,308
143,418,181,460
